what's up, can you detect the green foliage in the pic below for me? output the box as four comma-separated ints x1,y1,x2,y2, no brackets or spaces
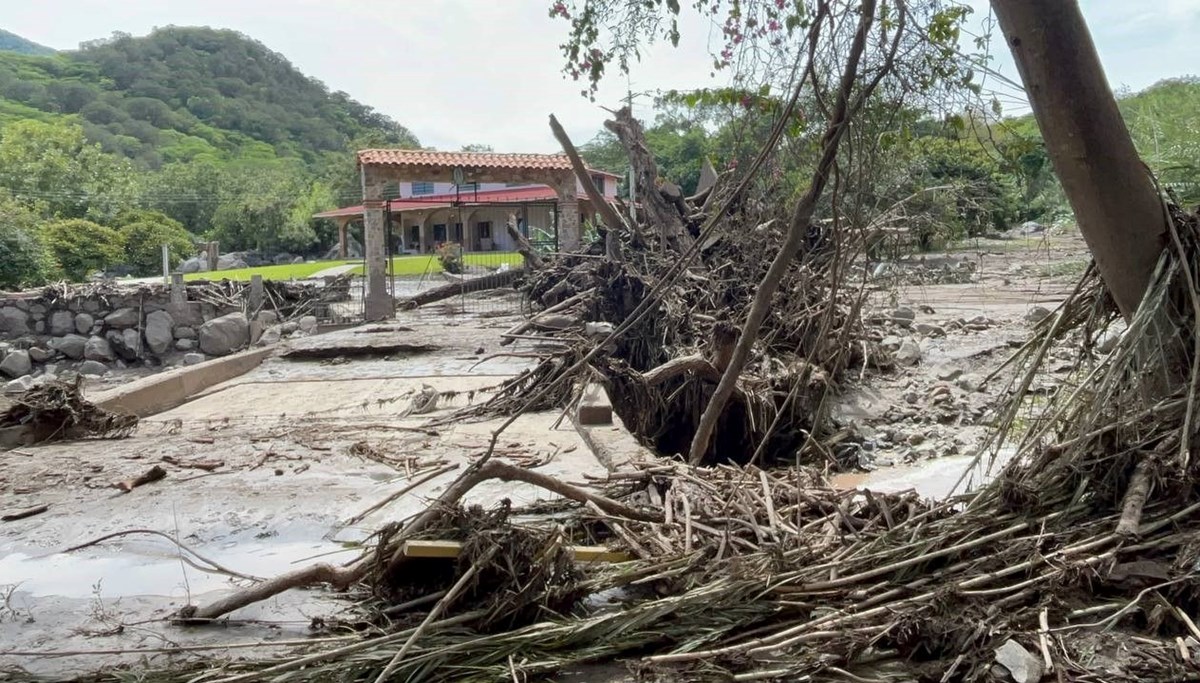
1118,77,1200,203
113,210,197,276
0,29,55,56
0,190,56,289
41,218,124,280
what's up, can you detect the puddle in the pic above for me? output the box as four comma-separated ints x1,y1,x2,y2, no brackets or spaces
0,530,355,600
833,447,1018,500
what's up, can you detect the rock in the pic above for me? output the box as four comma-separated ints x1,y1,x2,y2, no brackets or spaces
274,253,296,265
292,256,305,264
199,313,249,356
43,363,57,376
906,432,926,446
183,352,206,366
967,315,992,327
51,334,88,360
256,325,282,347
894,338,922,366
890,307,915,328
903,392,920,405
0,350,32,378
1024,306,1052,324
78,360,109,376
255,310,280,326
48,309,75,336
3,375,34,394
27,347,51,363
84,336,115,362
935,365,963,382
81,300,100,314
1097,330,1122,354
181,256,205,274
0,306,28,336
105,329,141,361
880,335,902,350
73,312,94,335
914,322,945,337
174,325,197,339
104,307,140,328
145,310,174,355
280,321,300,335
217,254,248,270
175,338,197,351
585,321,614,338
994,639,1044,683
956,376,979,392
298,315,318,334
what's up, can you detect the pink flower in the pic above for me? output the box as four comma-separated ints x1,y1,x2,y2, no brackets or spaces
768,19,780,31
775,0,786,9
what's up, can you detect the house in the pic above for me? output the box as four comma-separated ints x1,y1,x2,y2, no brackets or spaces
314,151,621,257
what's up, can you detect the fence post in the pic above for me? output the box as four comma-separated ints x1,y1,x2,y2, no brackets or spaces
249,275,264,315
170,274,186,304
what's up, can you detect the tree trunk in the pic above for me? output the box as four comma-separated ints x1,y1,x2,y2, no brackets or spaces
991,0,1168,319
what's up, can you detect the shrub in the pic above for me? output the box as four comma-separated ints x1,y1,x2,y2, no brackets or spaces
437,242,464,274
42,219,124,281
0,191,56,289
115,212,196,275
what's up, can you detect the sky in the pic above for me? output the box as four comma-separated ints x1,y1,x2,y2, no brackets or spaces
4,0,1199,153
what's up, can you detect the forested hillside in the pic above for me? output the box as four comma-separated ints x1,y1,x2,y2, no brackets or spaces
0,29,54,56
0,26,421,289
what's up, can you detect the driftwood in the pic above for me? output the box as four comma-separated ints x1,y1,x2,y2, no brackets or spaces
500,287,595,346
399,269,524,310
605,107,690,247
505,214,544,270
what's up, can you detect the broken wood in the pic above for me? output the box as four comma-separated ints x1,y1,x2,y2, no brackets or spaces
163,456,224,472
605,106,689,248
115,465,167,493
499,287,595,346
2,504,48,522
549,113,630,241
399,269,524,310
401,539,631,563
505,214,544,270
1116,459,1152,537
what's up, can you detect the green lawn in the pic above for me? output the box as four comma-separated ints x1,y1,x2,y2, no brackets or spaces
181,252,523,282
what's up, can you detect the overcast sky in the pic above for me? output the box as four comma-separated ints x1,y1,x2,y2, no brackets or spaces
5,1,1199,152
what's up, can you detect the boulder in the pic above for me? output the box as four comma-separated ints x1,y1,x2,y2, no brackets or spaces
181,256,206,274
48,310,75,336
175,338,197,351
914,322,945,337
105,307,140,328
299,315,318,334
145,310,174,355
280,321,300,335
217,254,249,271
27,347,51,363
199,313,249,356
0,306,28,336
51,334,88,360
274,252,296,265
183,352,206,366
105,329,140,361
292,256,305,264
84,336,115,362
0,350,32,378
894,338,922,366
74,312,95,335
890,307,916,327
174,325,197,339
256,310,280,326
935,364,963,382
78,360,108,376
1024,305,1052,324
994,639,1043,683
256,325,282,347
3,375,34,394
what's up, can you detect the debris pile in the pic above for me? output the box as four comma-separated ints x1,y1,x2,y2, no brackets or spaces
0,377,137,443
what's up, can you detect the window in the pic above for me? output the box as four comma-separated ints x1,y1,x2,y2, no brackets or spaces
590,174,608,194
452,223,463,241
433,224,447,241
412,181,434,195
478,221,492,239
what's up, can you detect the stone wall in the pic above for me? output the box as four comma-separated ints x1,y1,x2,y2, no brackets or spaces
0,283,316,394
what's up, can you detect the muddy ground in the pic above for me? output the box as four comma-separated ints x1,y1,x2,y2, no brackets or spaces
0,231,1090,680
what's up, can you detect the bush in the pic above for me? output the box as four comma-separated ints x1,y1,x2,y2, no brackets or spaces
42,219,124,281
0,192,56,289
436,242,463,274
119,219,197,275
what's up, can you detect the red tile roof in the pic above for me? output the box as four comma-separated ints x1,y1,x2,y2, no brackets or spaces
312,185,605,220
358,149,574,172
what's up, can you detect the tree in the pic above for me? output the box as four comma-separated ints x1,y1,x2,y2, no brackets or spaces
991,0,1167,319
42,219,124,281
0,191,56,289
112,209,197,275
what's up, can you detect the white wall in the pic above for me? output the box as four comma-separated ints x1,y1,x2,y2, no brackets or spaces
395,176,617,199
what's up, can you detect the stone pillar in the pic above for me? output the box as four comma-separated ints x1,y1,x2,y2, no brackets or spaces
556,177,581,252
170,274,186,304
337,218,349,259
248,275,264,315
361,168,392,321
206,241,219,271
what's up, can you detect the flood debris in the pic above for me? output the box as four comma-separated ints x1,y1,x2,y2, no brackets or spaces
113,464,166,493
0,377,137,443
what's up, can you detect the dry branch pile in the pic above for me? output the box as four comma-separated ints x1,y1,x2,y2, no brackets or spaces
0,377,137,442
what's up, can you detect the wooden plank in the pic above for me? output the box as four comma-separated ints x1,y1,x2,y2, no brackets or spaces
401,539,630,563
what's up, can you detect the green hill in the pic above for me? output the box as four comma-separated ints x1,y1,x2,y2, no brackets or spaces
0,29,55,56
0,26,417,169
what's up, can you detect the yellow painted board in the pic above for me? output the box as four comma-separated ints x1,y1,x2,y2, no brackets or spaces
402,539,631,563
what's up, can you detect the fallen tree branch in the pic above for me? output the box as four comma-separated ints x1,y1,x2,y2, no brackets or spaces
505,214,544,270
399,269,523,310
500,287,596,346
1116,459,1152,537
549,113,630,242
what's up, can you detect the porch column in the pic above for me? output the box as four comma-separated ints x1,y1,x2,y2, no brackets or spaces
555,175,581,251
337,218,350,259
361,167,392,321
